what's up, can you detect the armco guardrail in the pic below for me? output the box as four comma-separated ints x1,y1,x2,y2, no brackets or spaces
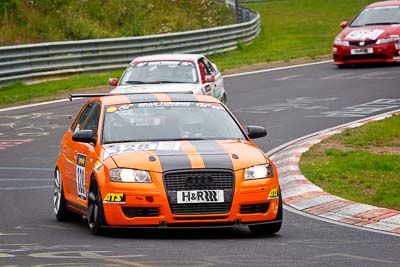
0,7,259,85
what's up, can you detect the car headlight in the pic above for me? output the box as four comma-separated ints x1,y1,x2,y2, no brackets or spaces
109,168,151,183
333,39,349,46
376,37,400,44
244,164,274,180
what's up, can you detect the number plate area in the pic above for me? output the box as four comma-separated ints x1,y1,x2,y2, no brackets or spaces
177,190,224,204
351,48,373,55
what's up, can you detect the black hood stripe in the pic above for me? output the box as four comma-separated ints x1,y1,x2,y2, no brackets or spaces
157,145,192,172
189,140,233,170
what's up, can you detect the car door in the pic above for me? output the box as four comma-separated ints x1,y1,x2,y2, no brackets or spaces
206,59,224,100
63,102,101,205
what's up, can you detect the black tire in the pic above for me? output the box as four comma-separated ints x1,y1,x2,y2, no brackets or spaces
87,178,106,235
53,168,82,221
249,194,283,235
221,93,227,104
336,64,349,69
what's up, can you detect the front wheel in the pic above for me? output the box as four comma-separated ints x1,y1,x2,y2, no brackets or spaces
336,64,349,69
249,194,283,235
87,178,106,235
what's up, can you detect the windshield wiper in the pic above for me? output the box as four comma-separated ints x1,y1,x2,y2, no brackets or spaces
103,140,147,144
147,80,190,84
123,81,148,84
174,138,207,141
364,22,399,26
103,138,207,144
103,137,244,144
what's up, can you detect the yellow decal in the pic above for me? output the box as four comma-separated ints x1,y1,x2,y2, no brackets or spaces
103,193,126,203
78,157,85,165
268,188,279,199
106,106,117,113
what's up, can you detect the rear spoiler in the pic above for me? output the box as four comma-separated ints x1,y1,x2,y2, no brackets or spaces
68,91,194,101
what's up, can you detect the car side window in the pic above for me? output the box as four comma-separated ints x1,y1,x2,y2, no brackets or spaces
202,58,216,75
71,102,101,135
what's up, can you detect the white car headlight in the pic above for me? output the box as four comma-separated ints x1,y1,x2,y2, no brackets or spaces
376,37,400,44
334,39,350,46
110,168,151,183
244,164,274,180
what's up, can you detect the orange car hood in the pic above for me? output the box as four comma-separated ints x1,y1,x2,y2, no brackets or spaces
102,140,267,172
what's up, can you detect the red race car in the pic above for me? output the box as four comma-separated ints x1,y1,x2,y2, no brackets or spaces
332,0,400,67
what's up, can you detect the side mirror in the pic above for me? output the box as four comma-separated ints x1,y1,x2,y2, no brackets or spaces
205,75,215,83
72,130,96,144
340,21,348,29
246,126,267,139
108,78,119,86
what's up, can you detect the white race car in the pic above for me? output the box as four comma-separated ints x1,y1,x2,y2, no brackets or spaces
109,54,227,103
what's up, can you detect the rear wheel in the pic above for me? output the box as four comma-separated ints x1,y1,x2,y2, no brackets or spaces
249,194,283,235
53,168,81,221
87,178,106,235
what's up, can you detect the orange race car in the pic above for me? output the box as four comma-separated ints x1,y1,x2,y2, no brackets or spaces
54,92,282,235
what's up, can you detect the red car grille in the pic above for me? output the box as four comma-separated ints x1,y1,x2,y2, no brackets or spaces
343,54,388,61
349,40,376,47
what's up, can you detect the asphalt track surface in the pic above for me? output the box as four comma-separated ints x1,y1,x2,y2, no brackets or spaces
0,62,399,266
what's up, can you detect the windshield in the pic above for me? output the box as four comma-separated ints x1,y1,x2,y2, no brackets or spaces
119,61,199,85
350,6,400,27
102,102,246,143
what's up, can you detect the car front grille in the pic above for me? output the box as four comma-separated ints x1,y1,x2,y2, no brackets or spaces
343,54,388,61
349,40,376,47
163,169,235,215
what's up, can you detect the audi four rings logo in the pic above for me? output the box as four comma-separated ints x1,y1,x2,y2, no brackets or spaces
186,175,214,186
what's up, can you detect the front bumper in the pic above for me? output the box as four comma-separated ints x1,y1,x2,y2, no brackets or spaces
333,42,400,65
100,170,281,227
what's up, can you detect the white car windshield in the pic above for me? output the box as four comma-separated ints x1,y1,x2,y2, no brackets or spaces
102,102,246,143
350,6,400,27
119,61,199,85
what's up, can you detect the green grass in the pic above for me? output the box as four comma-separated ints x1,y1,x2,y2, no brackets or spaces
300,116,400,210
341,117,400,147
0,0,234,46
0,0,376,106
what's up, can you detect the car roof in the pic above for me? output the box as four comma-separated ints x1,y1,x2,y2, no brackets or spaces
130,54,205,64
84,93,221,106
367,0,400,8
